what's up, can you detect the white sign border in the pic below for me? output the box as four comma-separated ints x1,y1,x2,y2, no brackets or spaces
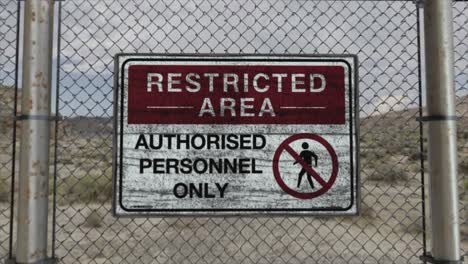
112,54,360,217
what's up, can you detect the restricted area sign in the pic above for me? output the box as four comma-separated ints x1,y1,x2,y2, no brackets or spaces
113,54,359,216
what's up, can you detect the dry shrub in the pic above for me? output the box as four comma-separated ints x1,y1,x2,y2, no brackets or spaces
367,163,409,183
0,180,10,202
84,209,102,228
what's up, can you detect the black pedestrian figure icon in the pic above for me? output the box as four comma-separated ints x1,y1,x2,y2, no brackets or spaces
293,142,318,189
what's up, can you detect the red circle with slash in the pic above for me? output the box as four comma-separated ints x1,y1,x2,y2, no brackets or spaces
272,134,339,199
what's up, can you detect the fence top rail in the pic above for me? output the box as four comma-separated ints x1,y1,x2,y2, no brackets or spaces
12,0,467,2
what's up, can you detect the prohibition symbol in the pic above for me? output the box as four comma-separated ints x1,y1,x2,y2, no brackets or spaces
273,134,339,199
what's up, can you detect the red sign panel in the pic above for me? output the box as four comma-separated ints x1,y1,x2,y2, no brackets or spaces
127,65,346,124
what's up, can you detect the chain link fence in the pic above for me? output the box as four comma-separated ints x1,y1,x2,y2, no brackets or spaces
0,0,18,261
54,1,425,263
0,0,467,263
453,0,468,258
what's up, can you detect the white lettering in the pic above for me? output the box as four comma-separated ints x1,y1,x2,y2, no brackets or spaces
272,73,287,92
204,73,219,92
243,73,249,92
291,74,305,92
223,73,239,92
186,73,201,92
168,73,182,92
147,73,163,92
199,98,215,117
240,98,254,117
220,98,236,117
253,73,269,92
310,74,326,93
259,98,275,117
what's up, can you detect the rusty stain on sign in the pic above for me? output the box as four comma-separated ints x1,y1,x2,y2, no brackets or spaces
113,54,360,216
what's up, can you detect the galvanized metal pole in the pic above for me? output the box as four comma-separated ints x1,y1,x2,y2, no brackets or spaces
16,0,55,263
423,0,461,262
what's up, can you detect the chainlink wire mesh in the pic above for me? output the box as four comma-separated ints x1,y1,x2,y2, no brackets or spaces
0,0,467,263
454,0,468,260
55,1,424,263
0,0,18,261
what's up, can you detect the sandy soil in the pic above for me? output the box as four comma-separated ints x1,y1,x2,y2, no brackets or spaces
4,179,466,264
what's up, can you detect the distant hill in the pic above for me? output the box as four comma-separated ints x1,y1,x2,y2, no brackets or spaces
60,116,113,137
0,85,18,116
0,85,65,137
1,82,466,146
0,85,19,135
361,95,468,138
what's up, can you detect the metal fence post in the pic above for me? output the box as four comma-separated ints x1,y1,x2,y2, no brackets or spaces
422,0,461,263
14,0,55,263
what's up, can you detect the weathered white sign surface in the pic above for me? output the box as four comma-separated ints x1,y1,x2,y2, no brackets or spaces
113,54,359,216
